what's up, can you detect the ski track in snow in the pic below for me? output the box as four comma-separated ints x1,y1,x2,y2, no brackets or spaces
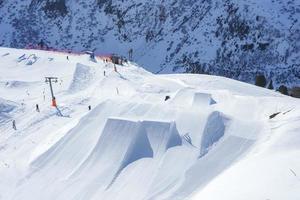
0,47,299,200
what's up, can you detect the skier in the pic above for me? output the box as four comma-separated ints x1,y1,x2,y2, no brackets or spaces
88,105,91,111
67,56,69,60
103,70,106,76
165,95,170,101
12,120,16,130
36,104,40,112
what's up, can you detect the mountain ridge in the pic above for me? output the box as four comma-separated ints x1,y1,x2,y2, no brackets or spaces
0,0,299,86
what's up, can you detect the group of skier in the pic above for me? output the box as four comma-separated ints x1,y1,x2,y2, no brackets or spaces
11,102,94,130
10,45,169,131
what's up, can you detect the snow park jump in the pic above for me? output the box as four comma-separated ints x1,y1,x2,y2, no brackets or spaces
0,47,300,200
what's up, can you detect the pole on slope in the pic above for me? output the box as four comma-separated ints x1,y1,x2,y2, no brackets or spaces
45,77,58,107
114,64,117,72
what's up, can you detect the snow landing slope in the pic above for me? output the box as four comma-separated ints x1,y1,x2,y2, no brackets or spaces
0,47,300,200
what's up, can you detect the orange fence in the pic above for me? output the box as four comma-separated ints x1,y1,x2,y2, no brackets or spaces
24,45,113,60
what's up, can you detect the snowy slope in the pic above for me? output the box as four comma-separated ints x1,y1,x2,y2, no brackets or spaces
0,47,300,200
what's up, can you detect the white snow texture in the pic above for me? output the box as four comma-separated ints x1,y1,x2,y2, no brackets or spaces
0,47,299,200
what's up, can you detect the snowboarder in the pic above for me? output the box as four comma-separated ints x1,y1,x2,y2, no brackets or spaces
165,95,170,101
12,120,16,130
36,104,40,112
88,105,91,111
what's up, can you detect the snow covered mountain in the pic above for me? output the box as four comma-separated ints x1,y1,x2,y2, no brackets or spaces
0,47,300,200
0,0,299,86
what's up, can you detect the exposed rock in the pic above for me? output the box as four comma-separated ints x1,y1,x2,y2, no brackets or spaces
0,0,299,86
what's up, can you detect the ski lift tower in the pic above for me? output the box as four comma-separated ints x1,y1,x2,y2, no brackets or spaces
45,77,58,107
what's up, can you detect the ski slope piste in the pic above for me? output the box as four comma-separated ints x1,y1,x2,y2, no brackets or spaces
0,47,300,200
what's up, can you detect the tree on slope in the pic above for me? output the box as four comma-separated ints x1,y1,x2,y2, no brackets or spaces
255,75,267,88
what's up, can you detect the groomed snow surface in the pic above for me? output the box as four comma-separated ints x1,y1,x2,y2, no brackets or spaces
0,47,299,200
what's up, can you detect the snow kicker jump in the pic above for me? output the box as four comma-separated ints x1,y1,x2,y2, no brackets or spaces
1,47,299,200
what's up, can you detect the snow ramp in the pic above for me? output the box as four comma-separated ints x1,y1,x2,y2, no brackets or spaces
171,88,216,108
16,108,183,200
200,111,225,157
0,98,18,123
166,135,255,200
66,118,182,200
143,120,182,157
68,63,95,93
192,92,216,107
70,118,153,186
0,98,17,113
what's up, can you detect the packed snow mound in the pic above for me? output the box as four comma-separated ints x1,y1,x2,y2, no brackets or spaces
68,63,96,93
0,98,17,113
71,118,153,175
0,98,18,122
169,135,255,200
143,120,182,156
15,116,183,200
200,111,225,157
67,118,154,198
171,88,216,108
193,92,216,107
0,47,300,200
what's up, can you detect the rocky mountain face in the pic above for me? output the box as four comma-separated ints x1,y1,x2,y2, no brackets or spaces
0,0,299,86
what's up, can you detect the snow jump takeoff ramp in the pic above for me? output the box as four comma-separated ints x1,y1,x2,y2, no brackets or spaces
192,92,216,107
68,63,95,93
67,118,182,200
171,88,216,108
15,117,182,200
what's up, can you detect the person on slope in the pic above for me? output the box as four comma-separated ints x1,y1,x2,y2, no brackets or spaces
12,120,16,130
165,95,170,101
36,104,40,112
38,39,44,49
